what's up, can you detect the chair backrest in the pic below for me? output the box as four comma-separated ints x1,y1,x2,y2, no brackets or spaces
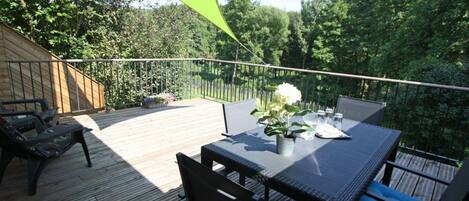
176,153,259,201
336,95,386,126
440,158,469,201
222,99,258,135
0,117,30,157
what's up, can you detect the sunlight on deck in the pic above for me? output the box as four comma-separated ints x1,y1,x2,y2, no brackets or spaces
69,99,226,193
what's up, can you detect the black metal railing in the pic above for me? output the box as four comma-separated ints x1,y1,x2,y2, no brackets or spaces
2,58,468,161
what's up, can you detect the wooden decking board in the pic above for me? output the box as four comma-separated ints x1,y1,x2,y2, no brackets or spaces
413,159,441,201
432,163,457,201
0,99,458,201
390,152,414,188
374,151,404,182
37,161,145,200
396,155,427,195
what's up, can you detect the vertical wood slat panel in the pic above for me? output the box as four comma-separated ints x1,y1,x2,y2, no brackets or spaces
0,23,105,113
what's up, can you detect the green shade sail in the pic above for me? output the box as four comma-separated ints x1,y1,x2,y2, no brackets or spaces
181,0,238,42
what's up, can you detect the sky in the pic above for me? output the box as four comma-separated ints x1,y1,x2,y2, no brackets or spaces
131,0,302,12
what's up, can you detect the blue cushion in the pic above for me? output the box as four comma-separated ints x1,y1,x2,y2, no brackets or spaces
360,182,419,201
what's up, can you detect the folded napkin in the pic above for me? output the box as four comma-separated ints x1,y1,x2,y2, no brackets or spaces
315,124,351,139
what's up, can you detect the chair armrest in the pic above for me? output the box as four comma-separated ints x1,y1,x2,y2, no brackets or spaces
252,194,264,201
0,110,46,125
177,192,186,200
386,161,451,185
399,146,459,166
364,190,386,201
1,99,50,111
25,124,84,145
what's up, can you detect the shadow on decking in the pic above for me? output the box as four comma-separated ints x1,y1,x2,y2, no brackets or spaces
0,99,219,201
81,105,190,130
0,105,196,201
0,126,162,201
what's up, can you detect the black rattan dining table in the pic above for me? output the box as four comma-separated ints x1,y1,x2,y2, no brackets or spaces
201,119,401,201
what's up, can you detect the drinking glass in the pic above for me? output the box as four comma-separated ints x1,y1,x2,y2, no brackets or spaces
325,108,334,124
317,110,326,126
303,113,318,129
333,113,343,130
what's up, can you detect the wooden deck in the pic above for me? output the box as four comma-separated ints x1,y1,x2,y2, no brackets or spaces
0,99,457,201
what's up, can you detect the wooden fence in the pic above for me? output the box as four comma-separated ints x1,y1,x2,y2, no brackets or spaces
0,23,104,114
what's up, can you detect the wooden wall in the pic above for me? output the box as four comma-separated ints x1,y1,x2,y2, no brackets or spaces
0,23,105,114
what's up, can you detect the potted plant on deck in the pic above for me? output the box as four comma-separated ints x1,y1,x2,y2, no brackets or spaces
251,83,310,156
142,93,176,109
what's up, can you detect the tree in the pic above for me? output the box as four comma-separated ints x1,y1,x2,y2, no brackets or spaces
300,0,331,68
244,6,290,65
307,0,349,71
371,0,469,78
217,0,257,62
281,12,307,68
219,1,290,65
0,0,131,58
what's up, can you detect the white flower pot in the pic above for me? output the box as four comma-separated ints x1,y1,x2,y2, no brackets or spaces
276,135,295,156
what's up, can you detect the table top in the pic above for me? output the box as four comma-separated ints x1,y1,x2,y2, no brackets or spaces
201,119,401,201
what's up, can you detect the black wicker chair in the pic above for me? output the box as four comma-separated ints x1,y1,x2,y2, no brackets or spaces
0,116,91,195
336,95,386,126
176,153,263,201
0,98,59,132
363,157,469,201
221,99,272,199
221,99,258,137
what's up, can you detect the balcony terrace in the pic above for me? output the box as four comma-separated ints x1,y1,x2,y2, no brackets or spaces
0,58,467,200
0,98,459,201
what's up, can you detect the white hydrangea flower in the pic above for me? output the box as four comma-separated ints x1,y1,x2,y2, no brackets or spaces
273,83,302,105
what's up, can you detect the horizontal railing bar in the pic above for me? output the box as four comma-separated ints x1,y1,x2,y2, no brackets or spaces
1,58,204,62
203,58,469,92
3,58,469,92
2,60,104,87
65,58,204,62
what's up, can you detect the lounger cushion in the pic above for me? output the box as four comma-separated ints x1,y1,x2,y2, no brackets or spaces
360,182,419,201
0,118,28,143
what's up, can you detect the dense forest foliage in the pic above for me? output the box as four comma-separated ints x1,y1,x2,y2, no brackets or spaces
1,0,468,83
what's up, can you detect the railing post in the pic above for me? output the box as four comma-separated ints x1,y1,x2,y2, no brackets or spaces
202,60,206,98
47,61,55,109
63,60,73,113
7,62,17,111
18,62,26,110
231,62,237,85
73,62,80,111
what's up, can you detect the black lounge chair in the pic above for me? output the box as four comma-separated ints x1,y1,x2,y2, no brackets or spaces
0,116,91,195
0,98,59,132
176,153,263,201
336,95,386,126
362,157,469,201
222,99,258,137
222,99,271,199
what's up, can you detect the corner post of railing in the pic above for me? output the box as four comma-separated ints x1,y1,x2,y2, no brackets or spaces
62,60,73,113
187,60,192,99
201,59,206,98
231,61,237,85
73,62,80,111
